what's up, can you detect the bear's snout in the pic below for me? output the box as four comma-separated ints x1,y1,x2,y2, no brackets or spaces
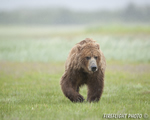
88,58,98,72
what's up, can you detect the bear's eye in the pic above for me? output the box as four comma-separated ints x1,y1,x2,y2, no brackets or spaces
86,56,91,60
94,56,98,59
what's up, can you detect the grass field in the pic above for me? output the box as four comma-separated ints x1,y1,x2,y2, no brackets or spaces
0,25,150,120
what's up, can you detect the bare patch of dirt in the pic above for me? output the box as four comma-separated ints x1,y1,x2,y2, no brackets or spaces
107,64,150,74
0,61,64,76
0,62,150,76
142,91,150,94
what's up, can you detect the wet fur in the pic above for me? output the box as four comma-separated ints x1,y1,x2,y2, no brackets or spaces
60,38,106,102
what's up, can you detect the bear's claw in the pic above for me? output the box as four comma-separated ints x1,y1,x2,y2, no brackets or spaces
75,94,84,102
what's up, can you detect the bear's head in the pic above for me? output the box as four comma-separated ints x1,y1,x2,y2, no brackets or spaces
76,39,101,74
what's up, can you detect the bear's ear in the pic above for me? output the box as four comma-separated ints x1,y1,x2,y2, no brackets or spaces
95,43,100,50
76,44,82,51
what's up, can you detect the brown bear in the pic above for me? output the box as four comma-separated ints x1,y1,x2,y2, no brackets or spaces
60,38,106,102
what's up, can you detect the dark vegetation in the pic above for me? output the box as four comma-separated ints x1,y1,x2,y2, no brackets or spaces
0,3,150,25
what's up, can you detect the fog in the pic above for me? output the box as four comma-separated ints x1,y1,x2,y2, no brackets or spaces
1,0,150,11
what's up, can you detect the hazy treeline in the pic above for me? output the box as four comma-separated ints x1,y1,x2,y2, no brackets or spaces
0,3,150,25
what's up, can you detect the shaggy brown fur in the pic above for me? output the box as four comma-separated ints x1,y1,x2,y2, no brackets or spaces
60,38,106,102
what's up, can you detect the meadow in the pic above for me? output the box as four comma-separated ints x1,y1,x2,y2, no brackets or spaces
0,25,150,120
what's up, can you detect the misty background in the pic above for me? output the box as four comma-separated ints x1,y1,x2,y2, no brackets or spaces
0,0,150,25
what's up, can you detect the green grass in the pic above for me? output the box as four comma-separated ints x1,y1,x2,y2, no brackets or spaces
0,62,150,120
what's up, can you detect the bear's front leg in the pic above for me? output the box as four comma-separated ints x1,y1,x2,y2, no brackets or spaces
87,80,104,102
66,88,84,102
61,80,84,102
